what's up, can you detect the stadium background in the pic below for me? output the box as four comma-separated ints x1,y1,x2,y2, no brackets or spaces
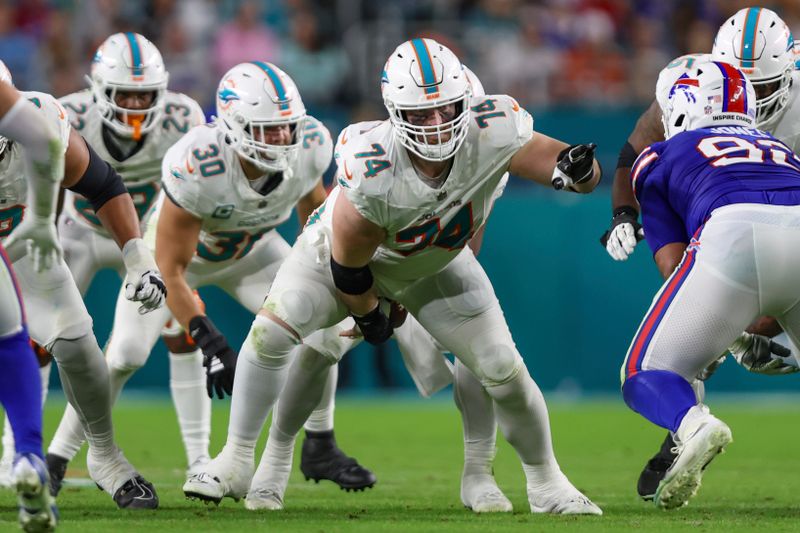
5,0,800,396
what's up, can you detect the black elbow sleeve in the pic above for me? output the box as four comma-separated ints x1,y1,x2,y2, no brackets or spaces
616,141,639,170
330,257,374,295
68,138,128,212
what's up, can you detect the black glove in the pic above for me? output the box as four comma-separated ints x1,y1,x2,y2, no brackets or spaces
551,143,597,190
189,315,238,399
353,304,393,345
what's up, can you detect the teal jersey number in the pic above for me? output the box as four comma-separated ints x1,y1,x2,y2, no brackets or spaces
127,182,159,221
396,202,473,256
196,227,270,262
63,102,88,131
471,99,506,129
0,205,25,237
303,121,323,148
162,102,192,134
355,143,391,178
192,144,226,178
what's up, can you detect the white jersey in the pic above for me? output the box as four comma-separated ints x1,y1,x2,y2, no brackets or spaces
308,94,531,281
0,91,70,238
60,89,204,234
148,116,331,269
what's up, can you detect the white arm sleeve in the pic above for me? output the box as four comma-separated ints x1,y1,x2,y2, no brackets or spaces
0,97,63,220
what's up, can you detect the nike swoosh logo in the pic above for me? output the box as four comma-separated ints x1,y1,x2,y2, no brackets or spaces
341,130,348,145
186,158,195,173
511,99,520,112
343,160,353,180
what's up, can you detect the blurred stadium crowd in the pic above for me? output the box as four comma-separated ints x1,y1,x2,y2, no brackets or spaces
4,0,800,123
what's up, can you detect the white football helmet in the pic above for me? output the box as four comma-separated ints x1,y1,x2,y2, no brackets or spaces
662,60,756,139
712,7,795,129
0,60,13,156
89,32,169,139
215,61,306,173
463,65,485,98
382,38,471,161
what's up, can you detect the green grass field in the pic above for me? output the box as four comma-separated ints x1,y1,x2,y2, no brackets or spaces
1,396,799,532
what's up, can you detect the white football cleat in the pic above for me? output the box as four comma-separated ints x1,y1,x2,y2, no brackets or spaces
183,447,253,505
86,445,137,495
186,455,210,480
527,472,602,515
461,473,512,513
13,453,58,533
244,487,284,511
654,404,732,510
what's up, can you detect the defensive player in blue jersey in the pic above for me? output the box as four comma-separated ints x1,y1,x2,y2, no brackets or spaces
604,7,800,501
621,60,800,511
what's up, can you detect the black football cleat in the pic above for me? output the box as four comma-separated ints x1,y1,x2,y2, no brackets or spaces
44,453,68,497
300,430,376,491
637,432,678,501
113,475,159,509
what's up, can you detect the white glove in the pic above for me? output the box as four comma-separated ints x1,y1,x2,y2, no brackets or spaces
729,332,799,375
606,222,639,261
122,238,167,314
3,214,61,271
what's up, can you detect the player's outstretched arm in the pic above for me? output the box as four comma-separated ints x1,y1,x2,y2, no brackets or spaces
508,132,600,193
156,195,237,398
155,195,203,329
604,100,665,260
63,129,166,312
0,81,64,270
331,191,390,344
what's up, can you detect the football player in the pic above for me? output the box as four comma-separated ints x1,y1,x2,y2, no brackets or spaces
601,7,800,500
0,74,61,532
61,61,376,490
0,61,166,509
39,32,211,492
186,38,603,515
621,59,800,509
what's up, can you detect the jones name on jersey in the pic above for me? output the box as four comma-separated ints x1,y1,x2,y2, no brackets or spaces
308,94,531,280
60,89,204,231
0,92,70,238
150,117,331,266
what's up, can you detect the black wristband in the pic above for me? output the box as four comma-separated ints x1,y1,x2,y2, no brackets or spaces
188,315,227,354
352,305,392,345
612,205,639,220
68,138,129,212
616,141,638,170
331,257,374,295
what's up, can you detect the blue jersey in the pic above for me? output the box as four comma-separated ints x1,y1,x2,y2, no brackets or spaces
632,126,800,254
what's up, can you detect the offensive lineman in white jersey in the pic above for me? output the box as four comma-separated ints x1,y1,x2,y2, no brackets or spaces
0,61,167,509
0,74,63,532
38,32,212,493
60,61,376,490
600,7,800,500
186,38,603,515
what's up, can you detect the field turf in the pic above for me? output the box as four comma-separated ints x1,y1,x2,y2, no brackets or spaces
1,396,799,532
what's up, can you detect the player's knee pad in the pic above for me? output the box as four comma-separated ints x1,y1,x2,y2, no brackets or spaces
246,314,300,370
106,331,151,372
468,342,523,388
